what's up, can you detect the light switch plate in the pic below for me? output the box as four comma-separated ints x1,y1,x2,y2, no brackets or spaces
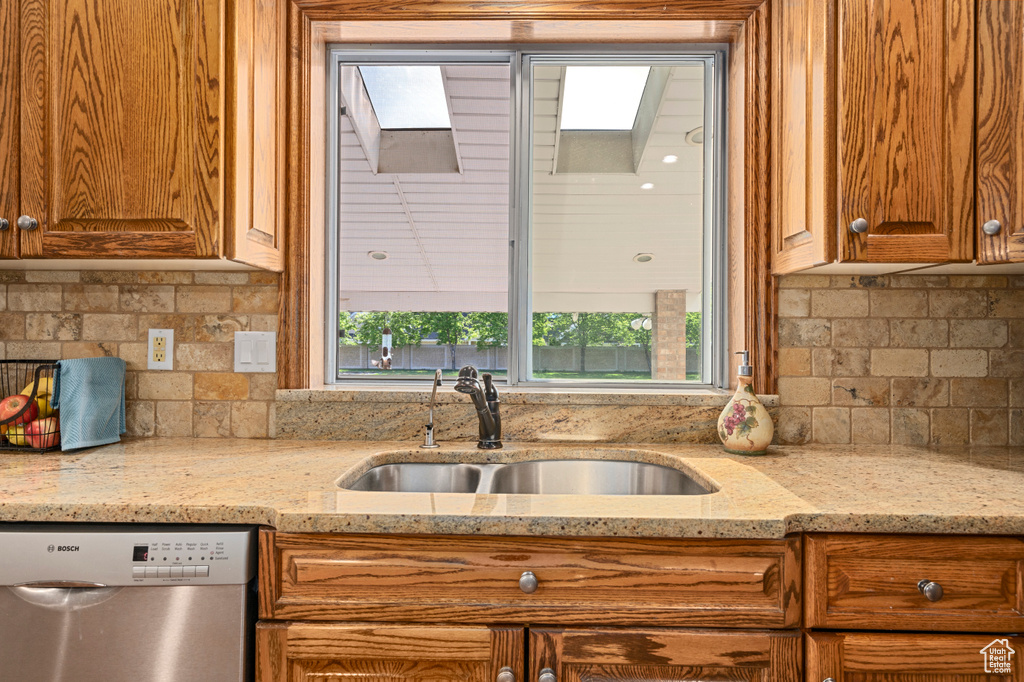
234,331,276,373
147,328,174,370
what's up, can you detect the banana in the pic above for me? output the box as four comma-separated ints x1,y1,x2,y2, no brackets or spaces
21,377,55,418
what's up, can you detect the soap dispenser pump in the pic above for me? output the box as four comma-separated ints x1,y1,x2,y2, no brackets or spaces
717,350,774,455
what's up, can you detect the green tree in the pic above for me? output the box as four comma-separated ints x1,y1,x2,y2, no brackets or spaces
606,313,652,370
353,312,424,349
535,312,618,373
468,312,508,350
421,312,469,369
685,312,702,349
338,312,358,345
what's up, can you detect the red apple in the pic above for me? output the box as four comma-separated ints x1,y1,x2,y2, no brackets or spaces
0,394,39,428
25,417,60,449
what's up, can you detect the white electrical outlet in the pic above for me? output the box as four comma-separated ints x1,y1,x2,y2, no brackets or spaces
234,331,276,373
147,328,174,370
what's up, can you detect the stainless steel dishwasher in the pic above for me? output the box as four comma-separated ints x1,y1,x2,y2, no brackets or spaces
0,524,256,682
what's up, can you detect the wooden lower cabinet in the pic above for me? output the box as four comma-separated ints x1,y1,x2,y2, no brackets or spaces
807,632,1024,682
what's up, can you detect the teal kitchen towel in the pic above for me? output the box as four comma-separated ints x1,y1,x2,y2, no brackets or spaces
51,357,127,450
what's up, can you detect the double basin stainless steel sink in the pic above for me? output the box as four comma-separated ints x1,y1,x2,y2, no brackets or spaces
342,459,715,496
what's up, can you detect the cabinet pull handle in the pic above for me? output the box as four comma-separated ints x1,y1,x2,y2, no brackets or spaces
0,218,8,231
823,678,836,682
497,667,515,682
849,218,868,234
519,571,538,594
983,220,1002,236
917,579,943,602
539,668,556,682
17,215,38,231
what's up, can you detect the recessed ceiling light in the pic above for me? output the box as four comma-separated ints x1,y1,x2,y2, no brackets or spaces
685,126,705,146
633,253,654,263
662,154,678,163
640,183,654,190
368,251,389,261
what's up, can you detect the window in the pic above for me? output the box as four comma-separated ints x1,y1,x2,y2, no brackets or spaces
326,48,726,388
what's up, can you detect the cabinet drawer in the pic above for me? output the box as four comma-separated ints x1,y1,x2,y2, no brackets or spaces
260,532,801,628
805,534,1024,631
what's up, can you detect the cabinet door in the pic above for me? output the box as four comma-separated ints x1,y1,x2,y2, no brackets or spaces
977,0,1024,264
0,0,17,258
771,0,836,274
807,632,1024,682
837,0,973,263
256,623,523,682
19,0,221,259
530,628,801,682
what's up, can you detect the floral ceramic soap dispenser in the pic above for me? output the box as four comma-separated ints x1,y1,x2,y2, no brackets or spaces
717,350,774,455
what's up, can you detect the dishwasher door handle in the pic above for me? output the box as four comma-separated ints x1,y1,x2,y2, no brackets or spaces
12,580,108,588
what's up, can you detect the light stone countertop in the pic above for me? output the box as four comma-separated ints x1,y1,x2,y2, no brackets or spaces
0,438,1021,539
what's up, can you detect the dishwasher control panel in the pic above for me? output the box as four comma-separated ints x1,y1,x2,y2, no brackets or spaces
0,524,255,587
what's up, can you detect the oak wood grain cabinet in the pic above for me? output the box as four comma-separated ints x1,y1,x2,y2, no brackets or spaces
0,0,284,269
773,0,978,271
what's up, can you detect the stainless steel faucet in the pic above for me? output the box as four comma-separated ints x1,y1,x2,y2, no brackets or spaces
420,369,442,449
453,365,501,449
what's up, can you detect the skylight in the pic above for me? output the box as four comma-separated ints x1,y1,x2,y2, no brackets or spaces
559,66,651,130
359,65,452,129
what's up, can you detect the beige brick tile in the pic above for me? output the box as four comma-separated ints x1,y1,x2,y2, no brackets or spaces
119,285,175,313
176,286,232,313
832,377,890,406
248,373,278,400
137,372,192,400
891,377,949,407
249,315,277,332
26,313,82,341
889,319,948,348
8,284,62,311
64,285,119,312
176,343,233,372
811,289,869,318
778,377,832,406
195,315,248,343
82,314,137,341
777,348,811,377
249,272,279,285
1011,380,1024,408
950,378,1008,407
119,342,149,371
930,349,989,377
125,400,155,437
949,319,1007,348
929,289,988,317
970,408,1008,445
890,275,947,288
833,318,889,347
25,271,79,283
812,348,871,377
138,272,192,284
231,401,268,438
778,318,832,347
0,272,24,283
988,289,1024,318
61,342,117,358
81,271,137,284
950,275,1007,288
136,314,196,342
990,350,1024,378
1011,410,1024,447
155,400,194,437
0,284,6,311
232,286,277,314
6,341,61,359
1010,320,1024,348
776,406,811,444
124,371,137,400
194,372,249,400
195,272,249,285
813,407,851,444
871,349,928,376
830,275,889,289
892,408,930,445
778,274,832,288
869,290,929,318
777,289,810,318
851,407,890,444
0,312,27,340
930,408,970,446
194,401,231,437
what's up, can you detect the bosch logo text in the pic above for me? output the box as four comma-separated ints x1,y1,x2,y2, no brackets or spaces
56,545,80,552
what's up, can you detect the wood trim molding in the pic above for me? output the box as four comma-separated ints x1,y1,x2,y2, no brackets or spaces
279,0,776,392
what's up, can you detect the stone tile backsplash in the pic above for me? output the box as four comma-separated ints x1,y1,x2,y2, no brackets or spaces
777,274,1024,446
0,270,278,438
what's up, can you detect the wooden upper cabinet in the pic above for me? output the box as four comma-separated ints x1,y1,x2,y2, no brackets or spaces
0,0,17,259
977,0,1024,263
838,0,974,263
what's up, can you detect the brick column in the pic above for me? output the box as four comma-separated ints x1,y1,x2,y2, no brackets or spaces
652,290,687,380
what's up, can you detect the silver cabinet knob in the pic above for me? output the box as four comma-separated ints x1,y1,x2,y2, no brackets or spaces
519,571,538,594
918,579,943,602
0,218,8,231
539,669,556,682
849,218,869,234
983,219,1002,235
17,215,38,231
823,678,836,682
497,667,515,682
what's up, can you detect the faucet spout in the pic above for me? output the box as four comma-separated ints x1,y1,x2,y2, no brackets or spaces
454,365,502,449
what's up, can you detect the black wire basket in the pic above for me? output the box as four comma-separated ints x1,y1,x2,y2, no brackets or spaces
0,360,60,452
